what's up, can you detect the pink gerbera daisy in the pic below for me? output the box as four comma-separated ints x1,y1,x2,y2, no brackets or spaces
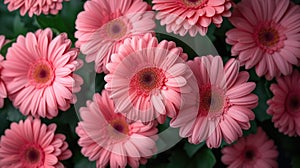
0,35,9,108
75,0,155,73
1,28,83,119
221,127,279,168
76,90,158,168
4,0,69,17
152,0,232,36
182,56,257,148
104,33,199,134
0,117,72,168
267,70,300,137
226,0,300,80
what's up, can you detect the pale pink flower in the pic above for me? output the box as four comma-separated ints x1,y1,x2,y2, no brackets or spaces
104,33,199,135
226,0,300,80
1,28,83,119
152,0,232,37
267,70,300,137
0,35,9,108
221,127,279,168
183,56,257,148
4,0,69,17
0,117,72,168
75,0,155,73
76,90,158,168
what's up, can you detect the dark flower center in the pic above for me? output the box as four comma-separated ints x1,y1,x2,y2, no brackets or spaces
182,0,206,7
258,28,279,47
199,84,226,117
25,147,41,163
29,61,54,87
130,67,165,96
110,119,129,135
105,18,127,40
244,150,255,161
286,93,300,113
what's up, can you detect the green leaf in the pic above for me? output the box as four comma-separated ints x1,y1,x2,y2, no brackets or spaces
35,0,84,42
252,79,272,122
42,106,79,137
95,73,106,94
13,14,27,35
184,141,205,158
74,156,96,168
167,148,190,168
0,39,15,57
187,147,216,168
292,155,300,168
0,109,10,135
0,99,26,122
242,120,257,136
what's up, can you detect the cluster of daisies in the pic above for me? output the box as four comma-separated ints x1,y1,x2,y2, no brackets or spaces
0,0,299,167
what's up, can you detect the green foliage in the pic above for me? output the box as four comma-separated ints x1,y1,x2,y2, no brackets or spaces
186,147,216,168
184,141,205,158
252,79,272,122
36,1,84,43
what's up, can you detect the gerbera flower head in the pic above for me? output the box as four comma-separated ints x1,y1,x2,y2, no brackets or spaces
4,0,69,17
76,90,158,168
0,35,9,108
182,55,257,148
226,0,300,80
104,33,199,134
221,127,279,168
75,0,155,73
152,0,232,37
0,117,72,168
1,28,83,119
267,70,300,137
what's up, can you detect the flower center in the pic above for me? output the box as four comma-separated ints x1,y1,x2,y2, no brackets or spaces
244,149,255,161
258,28,280,47
109,118,129,135
199,84,226,119
130,67,166,96
21,145,44,167
26,148,41,163
255,22,286,54
28,60,54,88
104,18,127,40
286,93,300,114
181,0,206,7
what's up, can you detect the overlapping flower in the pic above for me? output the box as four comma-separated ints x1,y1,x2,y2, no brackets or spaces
1,28,83,119
153,0,232,36
76,90,158,168
4,0,69,17
226,0,300,80
221,127,279,168
75,0,156,73
184,55,257,148
0,117,72,168
267,70,300,136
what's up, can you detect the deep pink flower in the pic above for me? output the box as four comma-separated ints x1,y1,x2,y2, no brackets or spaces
0,35,9,108
0,117,72,168
221,127,279,168
76,90,158,168
4,0,69,17
152,0,232,36
1,28,83,119
75,0,155,73
183,56,257,148
104,33,199,135
226,0,300,80
267,70,300,137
